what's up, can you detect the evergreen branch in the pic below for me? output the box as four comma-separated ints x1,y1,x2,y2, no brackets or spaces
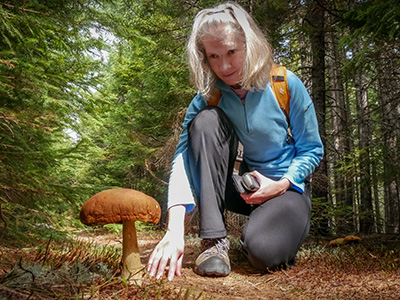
0,112,16,137
314,0,344,20
145,25,191,36
0,58,15,68
0,199,7,238
0,2,53,17
183,0,202,10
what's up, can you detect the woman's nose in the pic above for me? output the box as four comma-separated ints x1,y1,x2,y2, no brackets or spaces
219,57,231,72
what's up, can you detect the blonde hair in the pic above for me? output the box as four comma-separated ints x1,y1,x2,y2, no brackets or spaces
187,1,274,99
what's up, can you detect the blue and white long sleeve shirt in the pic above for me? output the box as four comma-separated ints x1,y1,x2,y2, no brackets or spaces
168,70,324,213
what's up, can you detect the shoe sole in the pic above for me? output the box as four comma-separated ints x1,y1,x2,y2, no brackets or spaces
194,256,231,277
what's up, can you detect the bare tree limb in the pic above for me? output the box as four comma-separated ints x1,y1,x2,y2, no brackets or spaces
145,159,168,185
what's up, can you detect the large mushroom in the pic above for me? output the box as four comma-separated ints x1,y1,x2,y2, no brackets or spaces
80,188,161,280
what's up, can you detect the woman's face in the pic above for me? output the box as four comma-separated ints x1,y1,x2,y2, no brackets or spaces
202,24,246,88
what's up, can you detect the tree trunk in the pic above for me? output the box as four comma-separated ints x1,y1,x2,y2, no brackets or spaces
370,145,382,233
354,41,374,234
325,11,354,233
307,0,329,236
344,80,358,231
377,43,400,234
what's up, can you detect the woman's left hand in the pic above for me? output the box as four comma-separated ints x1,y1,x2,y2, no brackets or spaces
240,171,290,205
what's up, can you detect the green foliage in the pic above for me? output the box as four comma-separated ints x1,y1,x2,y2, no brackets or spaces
0,0,399,246
310,197,334,237
0,0,109,212
340,0,400,76
78,0,196,204
0,1,398,298
252,0,300,52
0,200,83,247
343,0,400,40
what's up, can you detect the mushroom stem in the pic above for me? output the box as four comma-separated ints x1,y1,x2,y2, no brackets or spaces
121,220,142,280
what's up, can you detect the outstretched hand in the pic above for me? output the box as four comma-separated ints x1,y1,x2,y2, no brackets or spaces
240,171,290,205
147,230,184,281
147,205,186,281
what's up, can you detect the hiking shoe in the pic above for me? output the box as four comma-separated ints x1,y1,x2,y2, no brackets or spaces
194,237,231,277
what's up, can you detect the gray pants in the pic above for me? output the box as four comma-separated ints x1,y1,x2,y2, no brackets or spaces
187,106,311,270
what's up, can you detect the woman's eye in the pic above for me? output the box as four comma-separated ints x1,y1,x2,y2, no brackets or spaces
228,49,236,55
208,54,217,59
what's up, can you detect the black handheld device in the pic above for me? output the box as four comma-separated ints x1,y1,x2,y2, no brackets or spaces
232,172,260,194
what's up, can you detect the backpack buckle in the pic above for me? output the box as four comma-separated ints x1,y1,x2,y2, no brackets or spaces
272,75,285,82
286,127,294,144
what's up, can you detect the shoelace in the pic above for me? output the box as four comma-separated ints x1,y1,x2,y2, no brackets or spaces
201,238,229,258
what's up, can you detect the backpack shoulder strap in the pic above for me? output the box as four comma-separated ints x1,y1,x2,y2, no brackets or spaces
207,65,291,115
270,65,293,144
207,89,221,106
207,65,293,145
270,65,291,118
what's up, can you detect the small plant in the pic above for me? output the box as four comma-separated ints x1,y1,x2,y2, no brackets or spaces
103,223,123,234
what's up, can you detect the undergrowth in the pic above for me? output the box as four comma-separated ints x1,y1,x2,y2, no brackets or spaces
0,202,211,299
0,242,210,299
0,202,398,299
297,241,400,273
0,200,82,247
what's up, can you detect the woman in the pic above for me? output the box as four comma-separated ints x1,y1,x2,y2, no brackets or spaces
147,1,323,281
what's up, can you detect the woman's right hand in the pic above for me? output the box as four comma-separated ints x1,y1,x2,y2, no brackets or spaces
147,229,184,281
241,171,290,205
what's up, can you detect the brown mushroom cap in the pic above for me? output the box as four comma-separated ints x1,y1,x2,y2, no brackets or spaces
80,188,161,226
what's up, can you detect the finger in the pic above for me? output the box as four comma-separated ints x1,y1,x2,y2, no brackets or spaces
156,256,169,279
148,251,162,277
168,254,177,281
176,254,183,277
243,194,252,203
147,247,157,271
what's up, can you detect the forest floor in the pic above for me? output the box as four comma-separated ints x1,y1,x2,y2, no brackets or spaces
1,227,400,299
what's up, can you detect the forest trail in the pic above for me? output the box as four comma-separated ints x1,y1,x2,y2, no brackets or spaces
76,229,400,300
